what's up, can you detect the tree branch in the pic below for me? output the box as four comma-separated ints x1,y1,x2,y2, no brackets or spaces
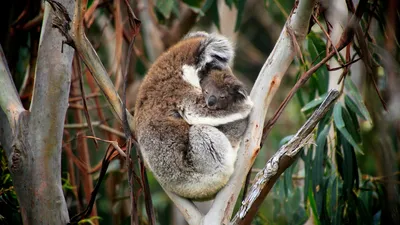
139,0,164,61
165,190,204,225
231,89,340,224
202,1,317,224
46,0,135,130
0,45,25,139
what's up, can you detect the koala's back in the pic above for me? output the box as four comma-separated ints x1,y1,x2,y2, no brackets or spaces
133,37,208,196
134,37,203,129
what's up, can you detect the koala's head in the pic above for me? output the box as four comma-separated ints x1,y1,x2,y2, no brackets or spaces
182,32,248,109
200,69,248,110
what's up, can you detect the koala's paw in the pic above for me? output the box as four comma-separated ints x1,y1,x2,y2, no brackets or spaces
177,106,194,125
233,96,253,118
245,97,254,110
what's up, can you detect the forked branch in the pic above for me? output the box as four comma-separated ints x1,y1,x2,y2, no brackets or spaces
46,0,135,129
203,1,318,224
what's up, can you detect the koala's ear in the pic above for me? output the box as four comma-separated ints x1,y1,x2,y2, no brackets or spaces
196,34,235,70
234,85,248,100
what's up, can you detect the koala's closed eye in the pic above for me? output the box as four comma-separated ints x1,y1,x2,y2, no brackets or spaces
171,110,182,119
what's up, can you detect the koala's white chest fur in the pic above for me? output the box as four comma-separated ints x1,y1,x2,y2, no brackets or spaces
181,64,201,89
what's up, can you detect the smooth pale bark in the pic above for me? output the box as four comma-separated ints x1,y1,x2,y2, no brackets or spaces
0,0,75,224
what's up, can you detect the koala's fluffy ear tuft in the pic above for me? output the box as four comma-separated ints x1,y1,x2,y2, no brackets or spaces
196,33,235,71
184,31,209,40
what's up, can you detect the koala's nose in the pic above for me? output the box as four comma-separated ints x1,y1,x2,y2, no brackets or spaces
207,95,217,107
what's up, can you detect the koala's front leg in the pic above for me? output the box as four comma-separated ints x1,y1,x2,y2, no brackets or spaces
179,96,253,126
217,118,249,151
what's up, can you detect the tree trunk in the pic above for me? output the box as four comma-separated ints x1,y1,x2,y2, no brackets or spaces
0,0,75,224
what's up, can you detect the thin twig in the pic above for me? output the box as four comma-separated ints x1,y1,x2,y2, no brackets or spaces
68,145,117,225
331,57,361,72
75,53,98,148
69,92,102,102
312,14,342,64
64,121,125,137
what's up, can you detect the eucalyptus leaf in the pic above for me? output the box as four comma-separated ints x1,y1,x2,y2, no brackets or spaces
202,0,215,13
341,105,361,144
225,0,234,8
307,33,329,94
327,177,338,220
155,0,175,19
303,148,313,206
272,198,281,221
209,0,220,30
345,95,367,121
313,124,330,216
341,132,354,199
234,0,247,31
308,187,321,225
344,79,372,124
355,193,372,225
183,0,203,7
301,92,328,115
333,104,364,155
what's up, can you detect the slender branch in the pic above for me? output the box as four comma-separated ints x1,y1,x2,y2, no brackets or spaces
71,62,99,222
75,53,98,148
0,44,25,138
164,190,204,225
139,0,164,61
46,0,135,130
64,121,125,137
203,1,317,224
231,89,340,225
312,14,342,64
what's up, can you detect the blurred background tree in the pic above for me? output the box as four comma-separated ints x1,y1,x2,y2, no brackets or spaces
0,0,399,224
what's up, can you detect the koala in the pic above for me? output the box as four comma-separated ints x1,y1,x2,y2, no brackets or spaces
134,31,253,200
201,69,248,110
198,69,251,151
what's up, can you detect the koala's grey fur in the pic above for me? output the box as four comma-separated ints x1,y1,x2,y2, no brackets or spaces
134,32,253,200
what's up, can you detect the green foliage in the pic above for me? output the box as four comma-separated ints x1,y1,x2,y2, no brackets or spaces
78,216,102,225
234,0,247,31
155,0,175,19
306,33,329,94
182,0,203,8
269,11,398,221
62,173,76,192
0,148,21,225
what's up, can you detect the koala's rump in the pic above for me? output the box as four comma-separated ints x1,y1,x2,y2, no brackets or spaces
136,117,234,200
